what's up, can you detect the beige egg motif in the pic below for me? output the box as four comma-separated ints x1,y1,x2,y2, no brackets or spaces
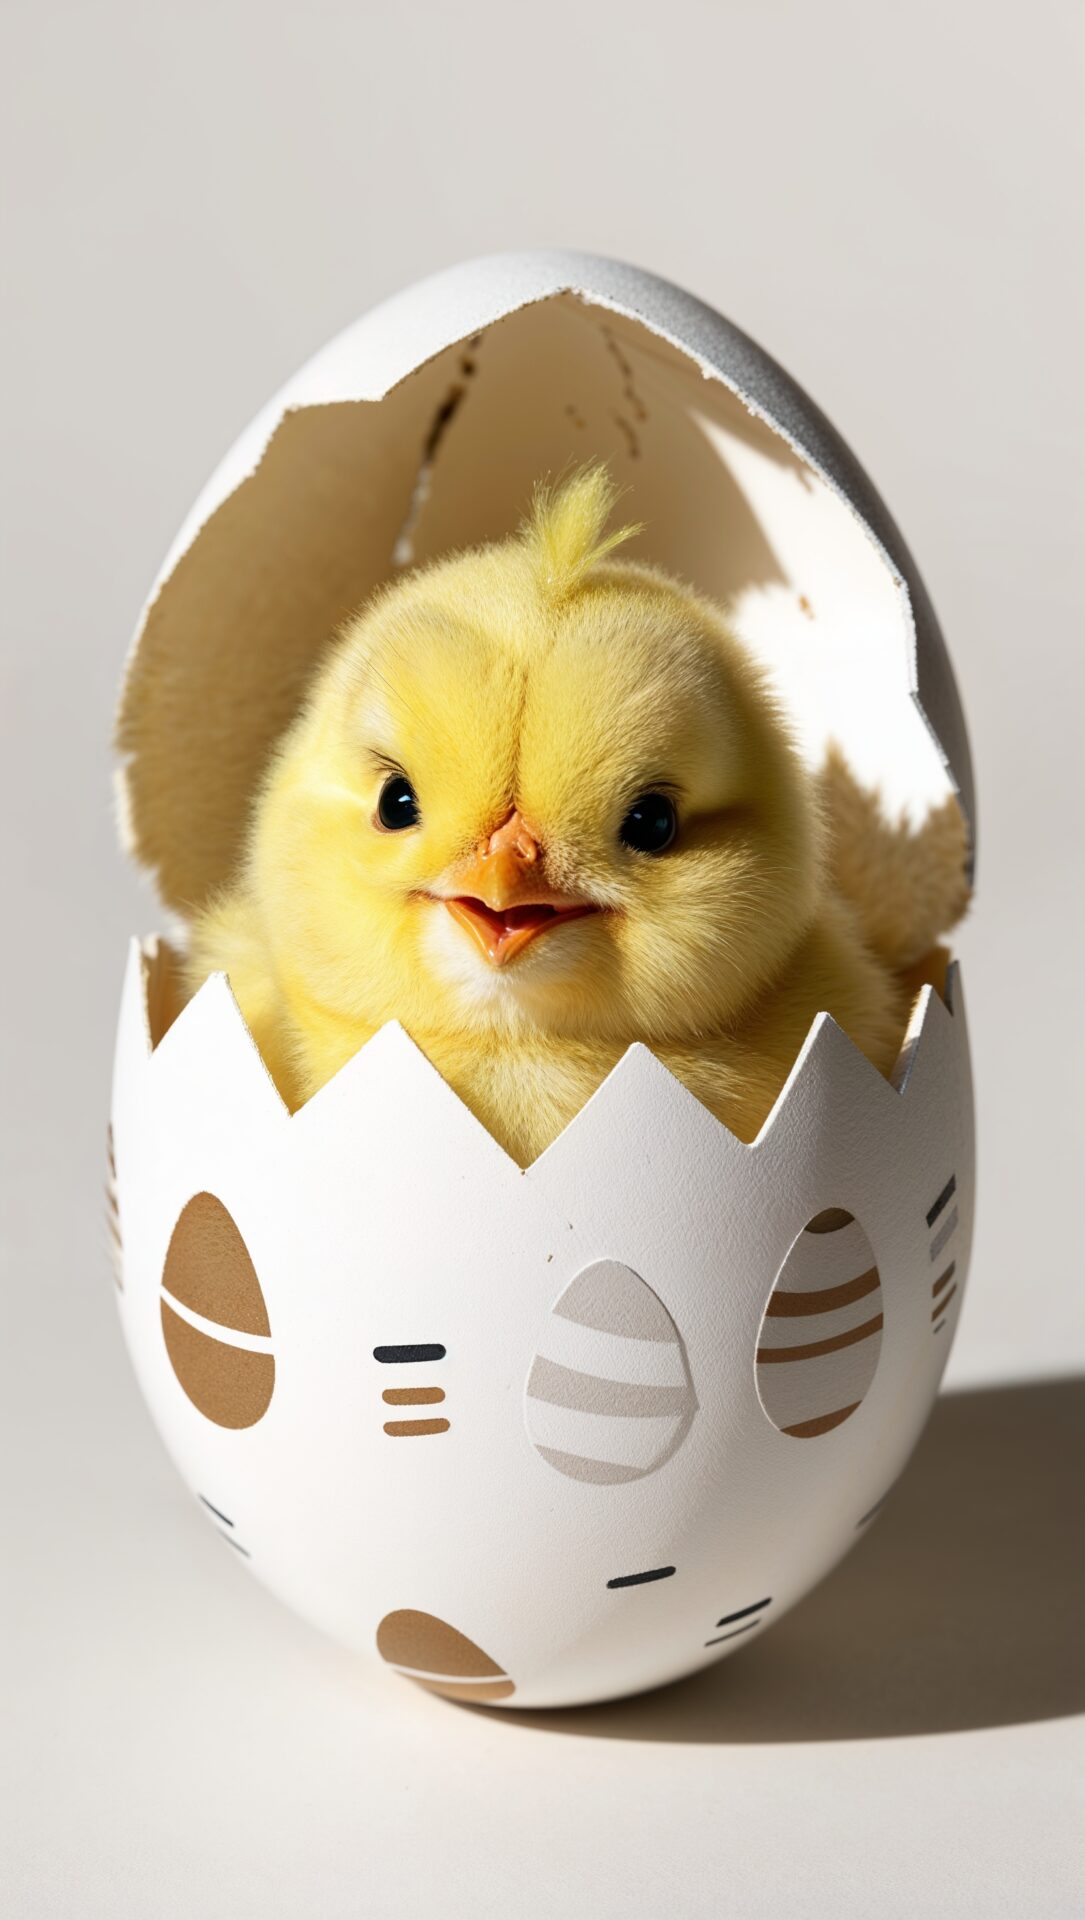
376,1610,515,1703
756,1209,883,1438
160,1192,275,1429
525,1259,696,1484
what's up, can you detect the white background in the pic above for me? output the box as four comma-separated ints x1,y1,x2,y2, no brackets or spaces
2,2,1082,1914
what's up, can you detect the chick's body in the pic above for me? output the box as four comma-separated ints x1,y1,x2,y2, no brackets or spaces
188,469,965,1166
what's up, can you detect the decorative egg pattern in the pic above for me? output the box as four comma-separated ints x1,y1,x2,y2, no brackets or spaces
756,1209,883,1438
160,1192,275,1429
105,1124,122,1290
926,1171,961,1334
525,1260,696,1483
376,1610,515,1702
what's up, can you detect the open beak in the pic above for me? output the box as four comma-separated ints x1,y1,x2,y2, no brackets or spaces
442,810,598,967
446,895,597,966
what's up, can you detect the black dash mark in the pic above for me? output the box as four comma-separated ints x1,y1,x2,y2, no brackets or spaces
607,1566,676,1590
704,1620,762,1647
925,1174,957,1229
716,1598,771,1627
198,1495,233,1527
222,1535,251,1557
856,1490,892,1527
373,1344,446,1365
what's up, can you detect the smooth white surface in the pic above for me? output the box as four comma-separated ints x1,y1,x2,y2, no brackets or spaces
2,0,1082,1914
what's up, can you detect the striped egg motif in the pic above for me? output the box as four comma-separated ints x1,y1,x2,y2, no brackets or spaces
525,1260,696,1484
756,1209,883,1438
160,1192,275,1429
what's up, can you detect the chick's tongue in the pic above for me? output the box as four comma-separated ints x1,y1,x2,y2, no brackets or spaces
500,903,557,931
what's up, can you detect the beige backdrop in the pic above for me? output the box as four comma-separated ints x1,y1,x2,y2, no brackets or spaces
2,2,1082,1915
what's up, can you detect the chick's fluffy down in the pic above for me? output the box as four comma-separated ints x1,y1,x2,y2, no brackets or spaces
187,466,969,1166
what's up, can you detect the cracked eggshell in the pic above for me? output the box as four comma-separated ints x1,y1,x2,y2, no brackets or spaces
110,253,975,1708
116,249,973,912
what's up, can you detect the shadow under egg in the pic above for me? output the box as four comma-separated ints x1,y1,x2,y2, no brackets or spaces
482,1378,1085,1742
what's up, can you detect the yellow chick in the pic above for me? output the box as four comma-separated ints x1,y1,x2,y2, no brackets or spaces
187,466,969,1165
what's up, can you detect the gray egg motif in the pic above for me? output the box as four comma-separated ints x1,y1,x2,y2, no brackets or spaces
756,1209,883,1438
525,1260,696,1483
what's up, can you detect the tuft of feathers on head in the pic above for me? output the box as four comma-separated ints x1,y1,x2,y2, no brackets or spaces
522,464,642,603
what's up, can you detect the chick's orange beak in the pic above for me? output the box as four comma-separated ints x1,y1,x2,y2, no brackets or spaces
444,810,597,967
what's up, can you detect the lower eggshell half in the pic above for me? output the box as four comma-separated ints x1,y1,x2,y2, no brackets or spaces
111,938,974,1709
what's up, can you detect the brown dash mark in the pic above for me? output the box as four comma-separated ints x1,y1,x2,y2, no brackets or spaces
383,1417,451,1438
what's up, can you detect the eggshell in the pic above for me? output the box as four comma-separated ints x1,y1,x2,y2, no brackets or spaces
110,253,976,1708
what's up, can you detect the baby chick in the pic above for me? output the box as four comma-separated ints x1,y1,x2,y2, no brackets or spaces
188,466,968,1166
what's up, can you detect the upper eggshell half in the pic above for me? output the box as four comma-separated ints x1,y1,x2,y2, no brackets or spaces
115,250,975,914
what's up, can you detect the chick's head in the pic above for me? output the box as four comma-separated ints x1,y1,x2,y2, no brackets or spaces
250,466,822,1051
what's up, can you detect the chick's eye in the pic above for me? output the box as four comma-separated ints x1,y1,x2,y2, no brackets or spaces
620,792,677,855
376,773,420,831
